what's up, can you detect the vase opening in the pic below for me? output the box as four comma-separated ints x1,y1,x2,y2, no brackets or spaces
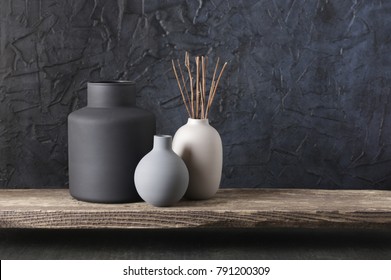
89,80,135,85
154,135,172,150
187,118,209,125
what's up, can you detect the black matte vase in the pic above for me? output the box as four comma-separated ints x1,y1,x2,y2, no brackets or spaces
68,81,155,203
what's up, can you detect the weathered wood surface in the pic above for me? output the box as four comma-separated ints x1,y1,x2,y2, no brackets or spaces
0,188,391,229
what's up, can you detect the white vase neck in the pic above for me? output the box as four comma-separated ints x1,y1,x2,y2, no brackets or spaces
153,135,172,150
187,118,210,125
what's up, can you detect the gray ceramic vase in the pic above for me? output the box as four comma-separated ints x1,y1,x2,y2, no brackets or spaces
68,81,156,203
134,135,189,207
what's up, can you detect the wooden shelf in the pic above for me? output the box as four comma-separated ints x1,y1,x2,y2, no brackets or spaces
0,188,391,229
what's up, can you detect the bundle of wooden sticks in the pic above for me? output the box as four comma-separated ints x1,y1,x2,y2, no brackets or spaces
172,52,228,119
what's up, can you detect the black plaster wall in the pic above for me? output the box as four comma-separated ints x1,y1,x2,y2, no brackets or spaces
0,0,391,189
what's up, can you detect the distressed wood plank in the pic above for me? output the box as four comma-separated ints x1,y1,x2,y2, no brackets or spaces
0,188,391,229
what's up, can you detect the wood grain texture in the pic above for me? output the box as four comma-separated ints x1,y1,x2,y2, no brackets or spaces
1,188,391,229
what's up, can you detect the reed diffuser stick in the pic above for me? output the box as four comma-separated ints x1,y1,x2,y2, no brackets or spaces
171,60,191,117
172,52,227,119
184,52,195,118
206,62,227,117
201,56,206,119
207,58,219,111
177,59,191,115
195,56,200,119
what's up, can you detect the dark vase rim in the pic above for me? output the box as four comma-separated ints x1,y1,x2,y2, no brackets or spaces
88,80,135,86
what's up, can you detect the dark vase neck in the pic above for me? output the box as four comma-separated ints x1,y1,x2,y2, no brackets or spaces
87,81,136,108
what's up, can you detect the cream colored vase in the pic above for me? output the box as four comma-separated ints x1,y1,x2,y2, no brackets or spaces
172,118,222,200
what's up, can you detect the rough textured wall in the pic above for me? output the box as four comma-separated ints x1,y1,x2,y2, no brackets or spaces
0,0,391,189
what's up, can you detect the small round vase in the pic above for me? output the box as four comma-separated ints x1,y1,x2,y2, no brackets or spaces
134,135,189,207
172,118,223,200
